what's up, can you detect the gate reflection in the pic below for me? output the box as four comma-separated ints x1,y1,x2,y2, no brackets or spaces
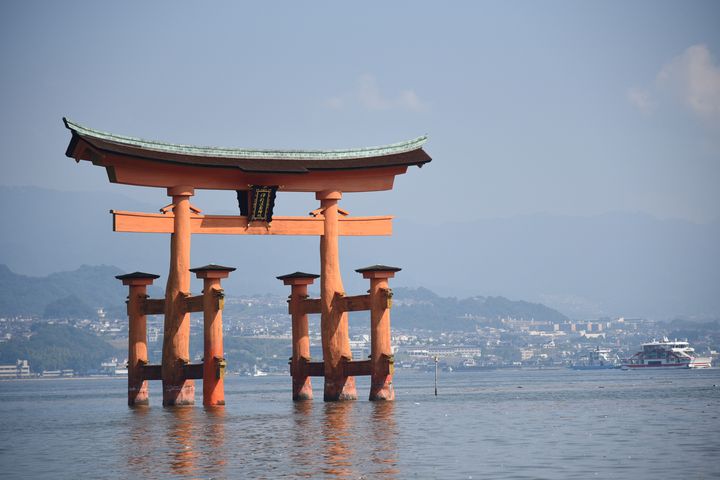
371,401,399,476
322,402,355,478
166,407,199,477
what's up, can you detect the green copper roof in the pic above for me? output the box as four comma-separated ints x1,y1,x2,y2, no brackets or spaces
63,118,428,161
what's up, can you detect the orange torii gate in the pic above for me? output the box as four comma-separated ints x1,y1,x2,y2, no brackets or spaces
63,118,431,406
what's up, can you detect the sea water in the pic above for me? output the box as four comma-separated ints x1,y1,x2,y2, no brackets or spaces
1,368,719,479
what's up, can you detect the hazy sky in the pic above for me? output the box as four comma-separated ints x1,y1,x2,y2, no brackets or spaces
1,1,719,224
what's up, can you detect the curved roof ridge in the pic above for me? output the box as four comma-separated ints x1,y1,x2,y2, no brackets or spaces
63,118,427,161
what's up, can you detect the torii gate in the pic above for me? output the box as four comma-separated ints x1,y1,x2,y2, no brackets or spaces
63,118,431,407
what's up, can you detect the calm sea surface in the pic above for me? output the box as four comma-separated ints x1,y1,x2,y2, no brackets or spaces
1,368,719,479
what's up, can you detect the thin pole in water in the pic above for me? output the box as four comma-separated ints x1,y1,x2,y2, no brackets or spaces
434,356,438,396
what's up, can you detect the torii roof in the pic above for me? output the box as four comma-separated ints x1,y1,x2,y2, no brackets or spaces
63,118,431,192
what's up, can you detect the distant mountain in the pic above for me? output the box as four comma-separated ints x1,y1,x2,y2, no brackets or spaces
0,323,121,373
385,214,720,320
389,287,568,331
0,264,147,317
2,186,719,319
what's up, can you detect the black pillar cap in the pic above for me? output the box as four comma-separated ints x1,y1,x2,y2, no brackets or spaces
189,264,237,273
115,272,161,280
276,271,320,281
354,265,402,273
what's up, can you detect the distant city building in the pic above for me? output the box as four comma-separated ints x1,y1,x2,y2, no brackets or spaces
41,369,75,377
0,360,31,378
405,346,481,359
520,348,535,361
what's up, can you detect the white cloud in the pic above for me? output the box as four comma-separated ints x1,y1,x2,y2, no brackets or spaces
626,87,654,113
326,74,427,112
629,44,720,124
324,97,344,109
658,44,720,118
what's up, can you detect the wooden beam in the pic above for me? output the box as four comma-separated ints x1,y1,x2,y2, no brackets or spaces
183,294,204,313
292,359,372,377
333,293,372,312
141,364,162,381
299,298,322,315
182,362,204,380
343,359,372,376
306,361,325,377
112,210,392,236
142,298,165,316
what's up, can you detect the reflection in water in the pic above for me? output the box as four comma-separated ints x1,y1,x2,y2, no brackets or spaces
201,407,227,478
126,407,153,477
322,402,355,478
121,384,399,478
371,402,399,476
5,371,719,479
166,407,198,477
290,401,315,477
289,398,400,479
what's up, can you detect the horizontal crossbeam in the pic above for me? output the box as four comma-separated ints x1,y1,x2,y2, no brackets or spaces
141,364,162,380
292,291,392,315
183,294,204,313
292,359,373,377
136,293,224,316
182,362,204,380
140,362,204,380
334,293,372,312
112,210,392,236
297,298,321,315
142,298,165,315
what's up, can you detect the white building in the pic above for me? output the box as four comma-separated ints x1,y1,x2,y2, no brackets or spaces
0,360,31,378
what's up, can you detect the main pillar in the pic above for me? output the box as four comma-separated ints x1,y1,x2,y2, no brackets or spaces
316,190,357,401
191,264,235,407
162,185,195,406
277,272,320,401
357,265,400,401
116,271,160,407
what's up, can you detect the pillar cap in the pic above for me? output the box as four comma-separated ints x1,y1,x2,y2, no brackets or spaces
276,271,320,286
190,264,236,279
115,271,160,286
190,264,236,273
167,185,195,196
355,265,401,273
315,190,342,200
356,264,401,279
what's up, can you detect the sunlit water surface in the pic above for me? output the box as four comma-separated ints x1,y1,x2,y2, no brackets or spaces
1,369,719,479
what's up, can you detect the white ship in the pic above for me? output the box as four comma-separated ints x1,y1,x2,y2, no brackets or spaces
622,338,712,369
570,347,620,370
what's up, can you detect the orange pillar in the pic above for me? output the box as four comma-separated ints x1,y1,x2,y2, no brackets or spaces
116,271,160,407
317,190,357,401
357,265,400,401
162,185,195,406
191,264,235,407
277,272,319,401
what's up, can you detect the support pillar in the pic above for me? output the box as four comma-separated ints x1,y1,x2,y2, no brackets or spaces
316,190,356,401
162,185,195,406
356,265,401,401
116,271,160,407
191,264,235,407
277,272,320,401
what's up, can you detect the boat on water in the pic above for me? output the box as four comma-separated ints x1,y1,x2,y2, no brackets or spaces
252,365,268,377
570,347,620,370
622,337,712,369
